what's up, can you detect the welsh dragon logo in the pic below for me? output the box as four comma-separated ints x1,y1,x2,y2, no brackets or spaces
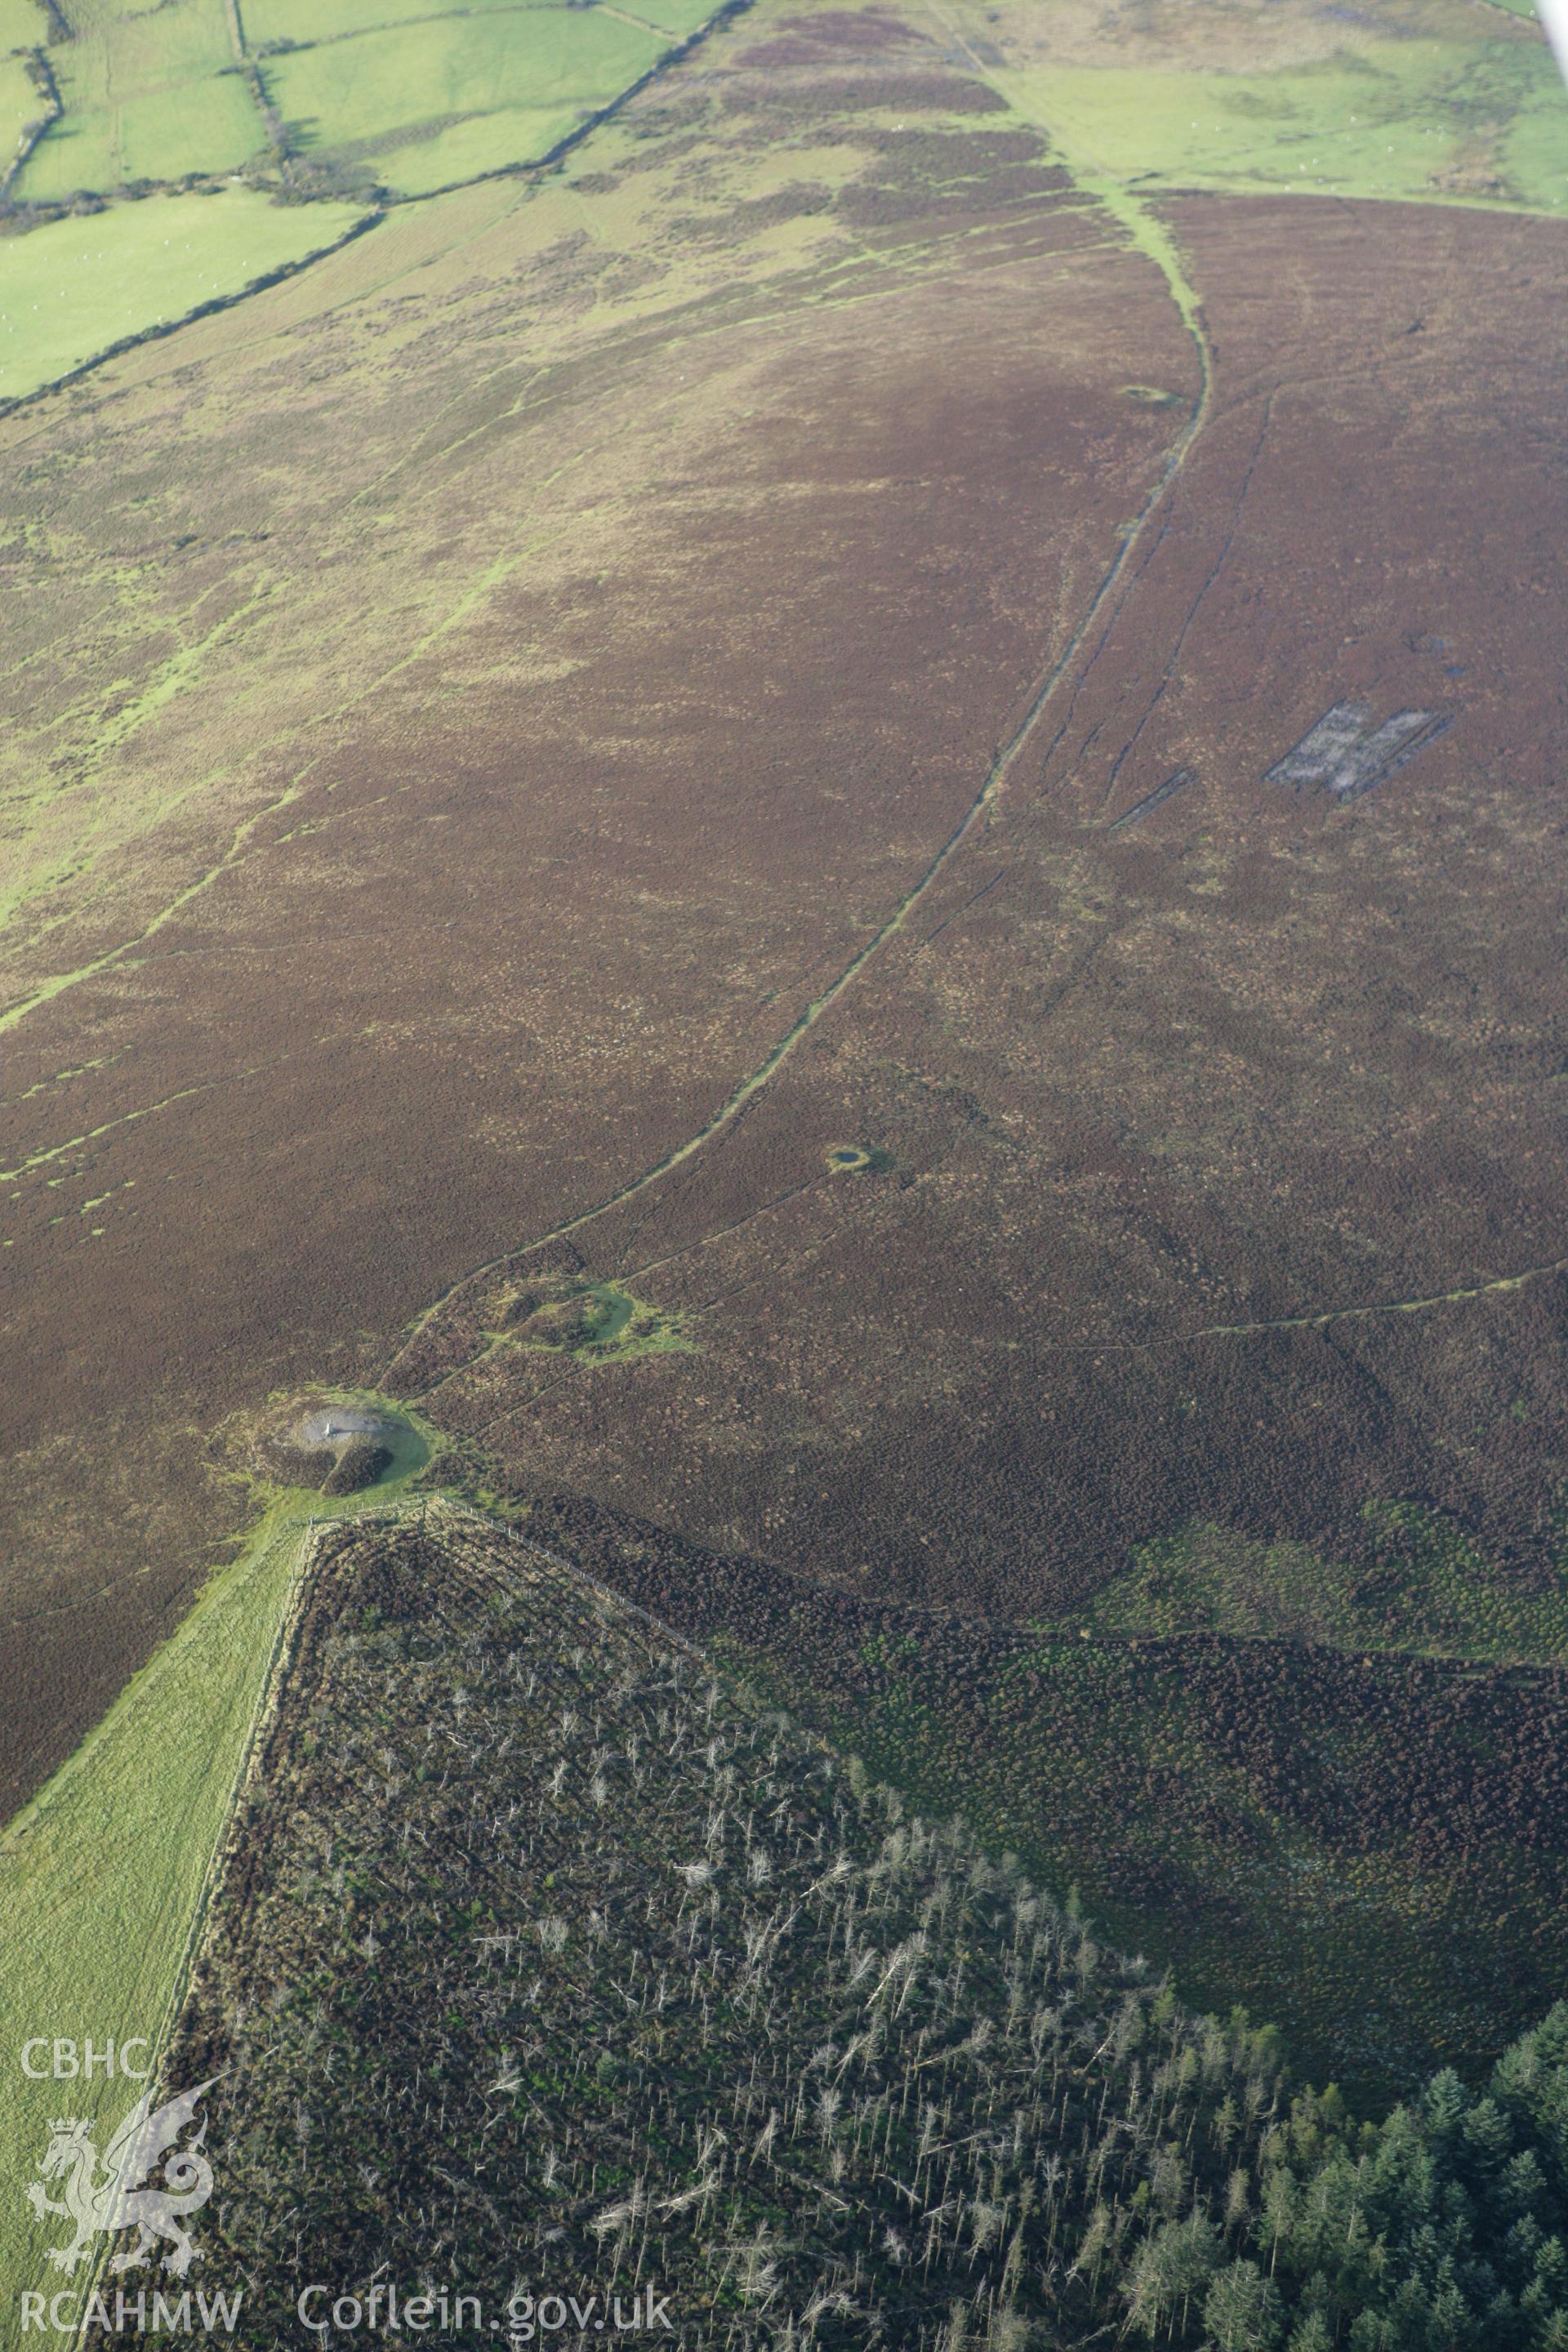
26,2078,218,2278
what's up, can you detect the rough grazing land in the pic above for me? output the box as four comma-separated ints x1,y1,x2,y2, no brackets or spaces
135,1506,1568,2350
4,0,1568,2109
0,1,1193,1811
973,0,1568,214
415,194,1568,1633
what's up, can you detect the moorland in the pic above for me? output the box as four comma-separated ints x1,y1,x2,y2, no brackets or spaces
3,0,1568,2287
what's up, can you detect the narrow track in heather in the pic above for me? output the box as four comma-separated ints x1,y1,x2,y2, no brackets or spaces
383,154,1218,1392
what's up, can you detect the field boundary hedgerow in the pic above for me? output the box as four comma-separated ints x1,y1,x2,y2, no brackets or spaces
0,42,62,202
0,0,759,419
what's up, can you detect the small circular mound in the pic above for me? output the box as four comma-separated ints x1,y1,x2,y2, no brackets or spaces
255,1396,418,1496
826,1143,888,1175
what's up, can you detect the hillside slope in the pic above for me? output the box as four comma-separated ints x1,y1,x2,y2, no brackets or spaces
111,1503,1568,2349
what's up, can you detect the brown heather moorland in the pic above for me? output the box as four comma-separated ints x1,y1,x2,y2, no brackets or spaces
4,0,1568,2095
413,194,1568,1624
0,1,1196,1807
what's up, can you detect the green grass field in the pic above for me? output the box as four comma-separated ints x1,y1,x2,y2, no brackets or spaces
11,0,722,210
1001,37,1568,215
335,100,587,200
0,0,49,42
247,0,572,38
0,1510,305,2309
14,0,268,201
266,7,669,196
0,187,369,404
0,47,42,173
604,0,724,35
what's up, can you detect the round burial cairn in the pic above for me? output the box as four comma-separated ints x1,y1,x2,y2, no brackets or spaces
264,1405,397,1494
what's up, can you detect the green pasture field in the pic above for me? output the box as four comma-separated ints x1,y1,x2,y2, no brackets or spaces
246,0,572,40
243,0,719,51
605,0,725,35
347,100,586,198
0,1511,305,2310
0,0,49,41
265,7,669,196
0,49,41,170
0,188,369,405
1002,38,1568,215
14,0,267,202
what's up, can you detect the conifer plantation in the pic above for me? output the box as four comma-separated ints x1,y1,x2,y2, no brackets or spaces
157,1507,1568,2350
